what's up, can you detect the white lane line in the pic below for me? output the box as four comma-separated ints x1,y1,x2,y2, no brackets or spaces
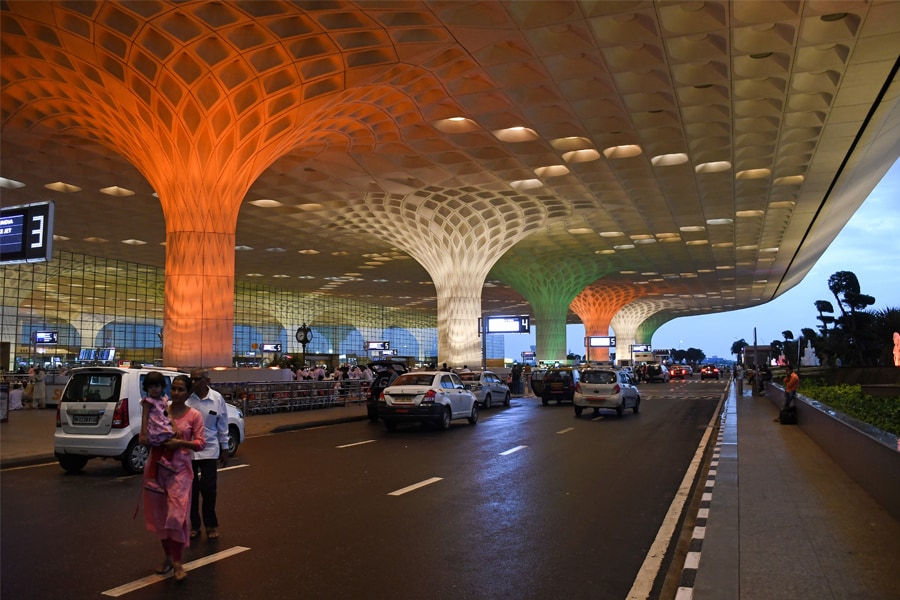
388,476,443,496
499,445,527,456
591,415,605,421
219,464,249,472
101,546,250,597
556,427,575,434
337,439,376,449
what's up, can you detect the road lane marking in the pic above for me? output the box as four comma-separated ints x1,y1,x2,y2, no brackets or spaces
219,464,249,472
388,476,443,496
101,546,250,596
337,439,376,448
592,415,605,421
556,427,575,434
499,445,527,456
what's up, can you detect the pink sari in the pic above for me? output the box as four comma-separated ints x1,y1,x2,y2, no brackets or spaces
143,407,206,544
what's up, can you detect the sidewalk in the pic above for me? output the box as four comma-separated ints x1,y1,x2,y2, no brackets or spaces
3,390,900,598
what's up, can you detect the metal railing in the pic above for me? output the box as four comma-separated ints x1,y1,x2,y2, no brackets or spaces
214,379,371,415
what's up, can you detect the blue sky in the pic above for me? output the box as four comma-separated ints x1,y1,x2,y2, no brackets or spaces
505,158,900,362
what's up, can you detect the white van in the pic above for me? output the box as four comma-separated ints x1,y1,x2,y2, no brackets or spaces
54,367,244,474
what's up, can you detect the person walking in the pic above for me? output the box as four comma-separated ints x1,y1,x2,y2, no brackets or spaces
31,367,47,409
186,369,229,541
143,374,205,582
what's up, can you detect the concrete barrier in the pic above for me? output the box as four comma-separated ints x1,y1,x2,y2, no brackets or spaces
764,382,900,522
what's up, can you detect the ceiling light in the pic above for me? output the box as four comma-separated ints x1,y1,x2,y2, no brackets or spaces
769,200,795,209
660,237,681,243
706,218,733,225
760,247,779,253
650,153,688,167
53,235,70,241
121,239,146,245
551,136,593,151
84,237,108,243
716,265,734,270
602,144,642,159
694,161,731,174
821,12,848,22
736,168,771,179
630,234,653,240
774,175,804,186
594,249,615,255
45,181,82,193
736,210,765,217
656,232,679,239
246,273,264,277
297,275,315,279
600,231,625,237
620,270,637,275
680,225,706,232
249,199,283,208
712,242,733,248
685,240,708,246
613,244,635,250
492,126,539,142
634,238,657,244
332,251,350,256
0,177,25,189
235,245,253,251
567,227,593,234
266,247,286,252
533,165,569,178
510,179,543,190
736,245,758,251
562,149,601,163
432,117,479,133
298,249,320,255
273,274,289,278
99,185,135,197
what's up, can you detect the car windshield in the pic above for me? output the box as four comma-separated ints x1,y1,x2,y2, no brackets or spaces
392,373,435,387
64,373,121,403
546,370,571,381
582,371,617,384
457,373,478,382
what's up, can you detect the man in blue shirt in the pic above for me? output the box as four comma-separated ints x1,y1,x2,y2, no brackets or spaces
186,369,229,540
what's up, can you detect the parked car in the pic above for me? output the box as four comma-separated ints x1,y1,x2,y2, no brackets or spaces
670,365,690,379
457,370,510,408
378,371,478,431
573,368,641,417
541,367,580,405
644,363,670,383
54,367,245,474
699,364,721,380
365,360,409,421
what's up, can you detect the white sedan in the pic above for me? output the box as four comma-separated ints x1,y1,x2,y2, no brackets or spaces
378,371,479,431
457,370,511,408
573,368,641,417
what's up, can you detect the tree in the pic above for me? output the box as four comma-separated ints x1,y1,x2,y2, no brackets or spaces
731,339,748,362
828,271,860,319
814,300,835,333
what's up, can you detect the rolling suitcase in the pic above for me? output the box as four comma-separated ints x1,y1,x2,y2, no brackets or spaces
779,406,797,425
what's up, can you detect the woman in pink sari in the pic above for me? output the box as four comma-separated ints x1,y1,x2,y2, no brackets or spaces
142,374,205,582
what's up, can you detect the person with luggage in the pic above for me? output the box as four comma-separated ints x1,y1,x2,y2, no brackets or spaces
776,366,800,423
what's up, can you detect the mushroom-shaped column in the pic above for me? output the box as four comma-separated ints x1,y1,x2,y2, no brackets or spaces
570,282,646,363
637,311,678,353
611,299,684,362
492,254,612,364
345,194,546,366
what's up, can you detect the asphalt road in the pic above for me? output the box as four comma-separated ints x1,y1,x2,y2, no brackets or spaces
1,379,726,600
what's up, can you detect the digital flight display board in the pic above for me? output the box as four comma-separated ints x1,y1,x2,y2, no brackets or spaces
261,343,283,352
34,331,59,344
586,336,616,347
366,341,390,351
0,201,55,264
483,316,530,334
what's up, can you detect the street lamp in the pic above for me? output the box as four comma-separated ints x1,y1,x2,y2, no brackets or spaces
295,323,312,366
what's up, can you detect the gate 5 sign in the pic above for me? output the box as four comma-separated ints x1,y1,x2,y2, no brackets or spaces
0,201,55,264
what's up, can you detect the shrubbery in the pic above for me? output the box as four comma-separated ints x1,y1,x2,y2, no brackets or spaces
799,378,900,437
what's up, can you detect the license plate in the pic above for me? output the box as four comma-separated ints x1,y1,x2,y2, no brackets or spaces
72,414,99,425
391,395,415,404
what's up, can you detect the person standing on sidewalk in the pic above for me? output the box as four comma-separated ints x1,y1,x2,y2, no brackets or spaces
31,367,47,409
186,369,229,541
783,366,800,410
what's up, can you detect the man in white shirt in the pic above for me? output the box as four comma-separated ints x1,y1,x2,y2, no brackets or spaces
186,369,229,541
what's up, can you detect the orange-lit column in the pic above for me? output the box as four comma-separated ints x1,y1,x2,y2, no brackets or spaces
571,282,645,363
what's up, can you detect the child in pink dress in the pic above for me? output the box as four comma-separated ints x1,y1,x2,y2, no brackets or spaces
139,371,177,493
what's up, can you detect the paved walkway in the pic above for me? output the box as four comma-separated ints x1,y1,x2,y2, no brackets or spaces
3,388,899,599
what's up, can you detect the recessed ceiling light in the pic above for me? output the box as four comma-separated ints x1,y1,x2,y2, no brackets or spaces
0,177,25,189
602,144,642,159
273,274,289,278
298,249,320,255
562,149,601,163
694,161,731,174
432,117,478,133
769,200,795,209
332,251,350,256
297,275,315,279
510,179,543,190
712,242,733,248
53,234,70,241
706,218,733,225
266,247,286,252
84,237,108,243
249,199,283,208
567,227,593,234
650,153,688,167
679,225,706,232
594,249,615,255
736,168,771,180
634,238,657,244
685,240,708,246
620,270,637,275
492,126,539,142
121,239,146,245
550,136,593,151
613,244,635,250
45,181,82,193
736,210,765,217
736,245,758,251
246,273,264,277
760,247,779,253
100,185,135,197
533,165,570,178
716,265,734,270
774,175,804,186
600,231,625,237
235,245,253,251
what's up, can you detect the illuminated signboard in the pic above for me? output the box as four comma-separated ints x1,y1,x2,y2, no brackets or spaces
484,316,530,334
586,336,616,347
631,344,652,352
366,341,390,351
261,343,283,352
0,201,55,264
34,331,58,344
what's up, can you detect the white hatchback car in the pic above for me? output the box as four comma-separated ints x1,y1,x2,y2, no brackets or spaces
457,370,511,408
54,367,245,474
377,371,479,431
573,368,641,417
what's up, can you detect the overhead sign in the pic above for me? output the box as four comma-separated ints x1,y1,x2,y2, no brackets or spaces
366,341,390,351
484,315,530,334
631,344,651,352
381,349,398,356
586,336,616,347
34,331,58,344
0,201,55,264
261,343,282,352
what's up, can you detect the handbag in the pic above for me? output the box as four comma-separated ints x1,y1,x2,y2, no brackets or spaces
24,382,35,397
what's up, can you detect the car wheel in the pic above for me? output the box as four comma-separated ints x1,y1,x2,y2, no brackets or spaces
227,424,241,457
633,397,640,414
574,405,584,416
483,394,492,409
503,392,510,407
122,436,149,475
384,419,398,432
467,402,479,425
616,402,624,417
58,455,88,474
439,406,452,430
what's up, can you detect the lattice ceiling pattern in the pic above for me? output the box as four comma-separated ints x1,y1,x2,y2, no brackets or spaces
2,1,899,332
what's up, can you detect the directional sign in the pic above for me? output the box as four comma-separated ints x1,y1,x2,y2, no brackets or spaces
586,336,616,347
366,341,390,351
261,343,282,352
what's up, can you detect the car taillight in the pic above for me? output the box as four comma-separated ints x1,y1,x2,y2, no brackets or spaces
111,397,129,429
613,384,620,394
55,405,61,428
422,389,437,404
575,383,582,393
378,392,386,404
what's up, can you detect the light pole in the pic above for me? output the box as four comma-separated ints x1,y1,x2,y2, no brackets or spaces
295,323,312,366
